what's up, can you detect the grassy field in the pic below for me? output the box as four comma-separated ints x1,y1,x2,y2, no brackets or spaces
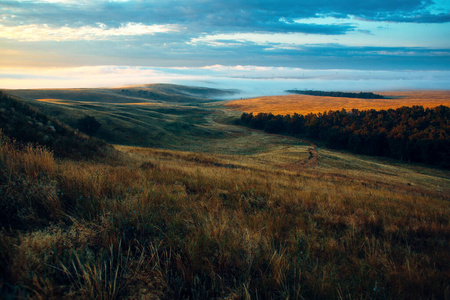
225,90,450,115
1,129,449,299
7,84,236,149
0,87,449,299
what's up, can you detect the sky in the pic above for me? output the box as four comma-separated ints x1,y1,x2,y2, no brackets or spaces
1,0,449,94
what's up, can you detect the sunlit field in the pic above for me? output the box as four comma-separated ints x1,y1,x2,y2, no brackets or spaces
225,90,450,115
1,129,449,299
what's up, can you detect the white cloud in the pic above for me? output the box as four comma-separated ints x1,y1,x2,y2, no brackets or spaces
15,0,128,4
201,65,278,72
1,65,449,93
189,19,450,48
0,23,182,42
0,66,171,89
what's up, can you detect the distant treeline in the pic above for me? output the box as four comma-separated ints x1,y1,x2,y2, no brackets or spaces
239,105,450,168
286,90,386,99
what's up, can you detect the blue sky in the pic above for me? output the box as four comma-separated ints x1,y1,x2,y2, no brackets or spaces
0,0,449,92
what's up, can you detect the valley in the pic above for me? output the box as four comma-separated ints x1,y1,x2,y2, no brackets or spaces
0,85,449,299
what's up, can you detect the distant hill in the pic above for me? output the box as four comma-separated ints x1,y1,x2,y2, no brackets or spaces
5,84,237,149
117,83,239,103
9,83,238,104
0,91,113,160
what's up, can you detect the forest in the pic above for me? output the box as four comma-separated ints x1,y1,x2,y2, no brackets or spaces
239,105,450,168
286,90,386,99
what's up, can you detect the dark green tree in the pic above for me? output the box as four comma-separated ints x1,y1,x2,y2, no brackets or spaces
77,116,101,135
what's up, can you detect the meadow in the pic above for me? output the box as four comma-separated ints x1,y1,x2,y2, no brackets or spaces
225,90,450,115
0,87,449,299
7,84,236,149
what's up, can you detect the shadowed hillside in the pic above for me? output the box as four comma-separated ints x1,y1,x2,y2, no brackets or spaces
9,84,238,104
0,91,113,160
7,84,238,149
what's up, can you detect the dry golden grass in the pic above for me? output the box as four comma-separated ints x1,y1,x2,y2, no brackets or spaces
1,128,449,299
36,98,163,107
116,102,159,106
36,98,73,105
225,90,450,115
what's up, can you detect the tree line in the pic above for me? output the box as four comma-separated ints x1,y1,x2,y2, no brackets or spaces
238,105,450,168
286,90,386,99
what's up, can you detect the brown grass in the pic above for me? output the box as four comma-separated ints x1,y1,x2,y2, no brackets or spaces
36,98,73,105
36,98,163,107
0,130,449,299
225,90,450,115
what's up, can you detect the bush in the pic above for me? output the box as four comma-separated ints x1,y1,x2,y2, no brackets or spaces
77,116,101,136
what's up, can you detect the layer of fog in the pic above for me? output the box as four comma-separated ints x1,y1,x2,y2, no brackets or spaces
1,65,449,99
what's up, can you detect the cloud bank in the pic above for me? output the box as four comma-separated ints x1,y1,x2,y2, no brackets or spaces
1,66,449,98
0,0,449,80
0,23,181,41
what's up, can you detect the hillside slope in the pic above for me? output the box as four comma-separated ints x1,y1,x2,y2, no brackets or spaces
8,83,238,104
0,125,449,299
0,91,112,159
6,84,238,149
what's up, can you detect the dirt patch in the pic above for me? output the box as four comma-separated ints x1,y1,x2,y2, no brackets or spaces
284,146,319,170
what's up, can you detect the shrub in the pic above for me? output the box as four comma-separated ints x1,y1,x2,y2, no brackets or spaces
77,116,102,136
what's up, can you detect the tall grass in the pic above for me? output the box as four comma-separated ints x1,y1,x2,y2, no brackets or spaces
0,131,61,229
58,241,130,300
0,132,448,299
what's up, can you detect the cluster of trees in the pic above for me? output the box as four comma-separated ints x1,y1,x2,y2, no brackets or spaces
120,89,159,98
239,105,450,168
286,90,385,99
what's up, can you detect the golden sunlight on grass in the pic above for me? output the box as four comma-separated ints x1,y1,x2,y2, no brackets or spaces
225,90,450,115
36,98,73,105
116,102,159,106
37,99,161,106
1,130,449,299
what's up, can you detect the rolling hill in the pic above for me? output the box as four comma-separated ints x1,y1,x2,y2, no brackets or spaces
6,84,238,149
0,86,448,299
0,91,112,160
